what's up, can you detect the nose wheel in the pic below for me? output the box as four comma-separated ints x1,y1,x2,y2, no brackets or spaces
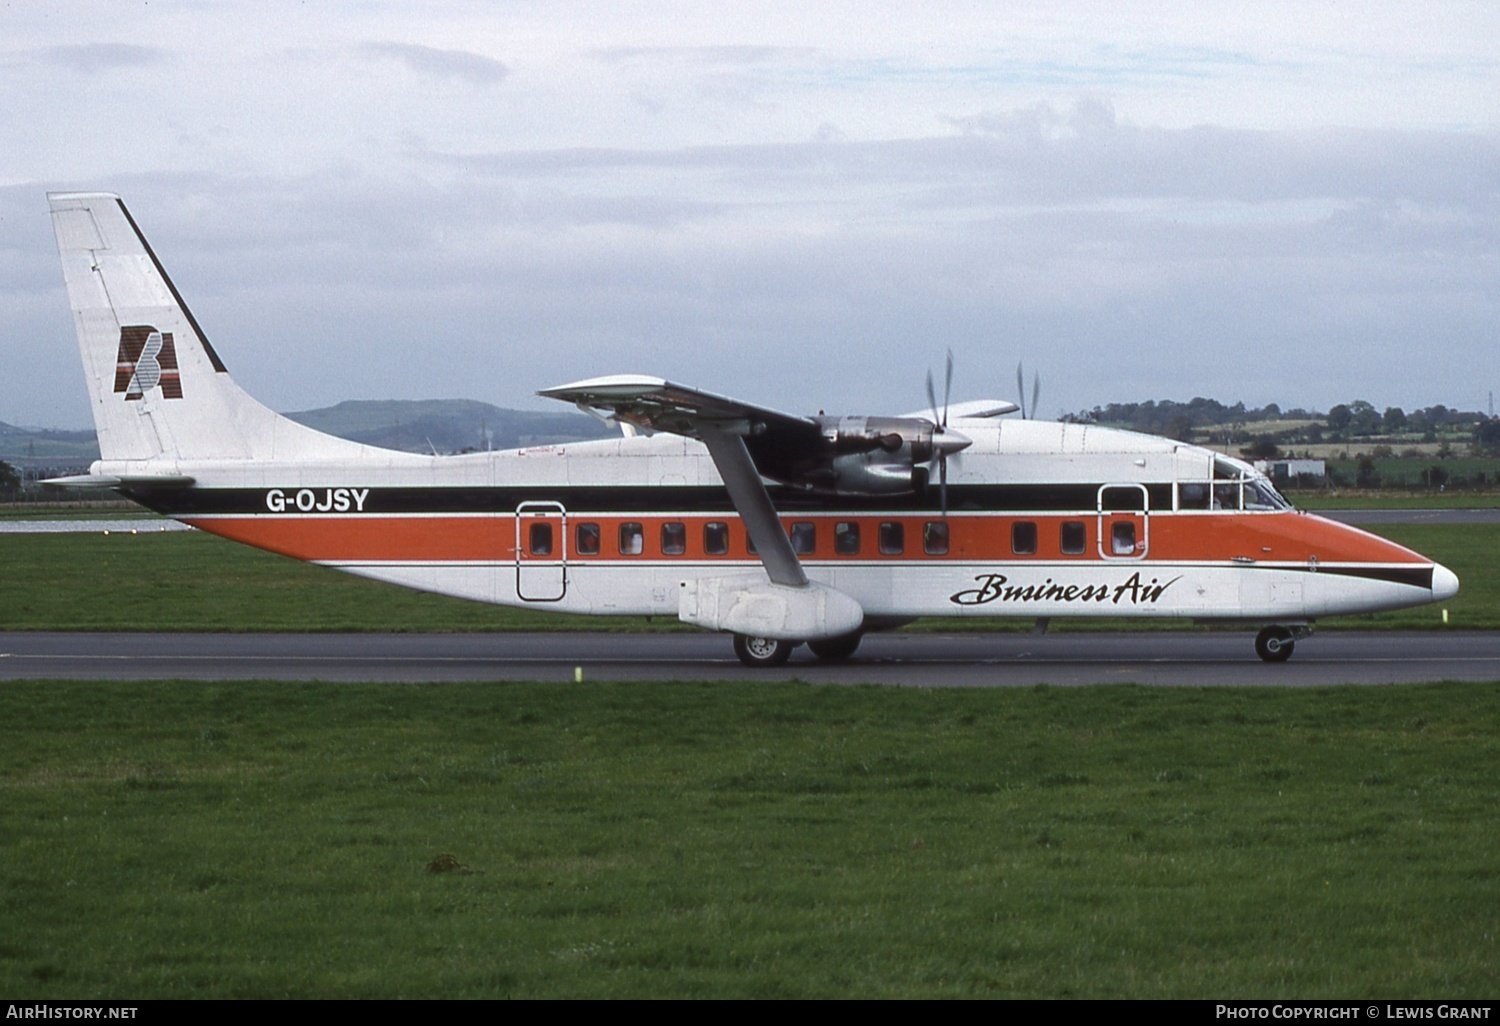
1255,625,1298,663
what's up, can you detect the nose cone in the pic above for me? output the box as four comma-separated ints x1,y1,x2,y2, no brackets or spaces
1432,562,1460,602
931,428,972,457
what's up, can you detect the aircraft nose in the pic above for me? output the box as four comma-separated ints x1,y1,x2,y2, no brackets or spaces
1432,562,1460,602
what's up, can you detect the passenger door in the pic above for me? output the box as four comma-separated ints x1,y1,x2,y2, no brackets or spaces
515,501,567,602
1097,484,1148,560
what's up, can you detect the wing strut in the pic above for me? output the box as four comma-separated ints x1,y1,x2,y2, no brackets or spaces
698,423,808,588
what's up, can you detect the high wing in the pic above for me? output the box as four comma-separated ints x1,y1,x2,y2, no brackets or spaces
539,374,972,497
539,374,823,466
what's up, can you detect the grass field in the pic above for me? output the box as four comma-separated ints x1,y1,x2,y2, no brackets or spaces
1291,492,1500,510
3,678,1497,998
0,522,1494,631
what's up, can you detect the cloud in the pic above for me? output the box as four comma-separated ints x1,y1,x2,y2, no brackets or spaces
357,42,508,85
8,119,1497,433
39,43,164,74
590,45,808,67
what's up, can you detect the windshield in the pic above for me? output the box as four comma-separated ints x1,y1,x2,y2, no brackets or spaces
1244,476,1292,511
1189,457,1294,512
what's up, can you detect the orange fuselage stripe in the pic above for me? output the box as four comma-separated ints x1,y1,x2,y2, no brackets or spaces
182,511,1427,567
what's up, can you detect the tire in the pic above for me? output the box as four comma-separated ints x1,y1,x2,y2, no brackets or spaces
1255,626,1295,663
807,632,862,662
733,634,794,668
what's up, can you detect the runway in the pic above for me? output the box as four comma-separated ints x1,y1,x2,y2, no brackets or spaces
3,630,1497,686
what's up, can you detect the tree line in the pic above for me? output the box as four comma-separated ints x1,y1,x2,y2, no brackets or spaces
1070,398,1500,455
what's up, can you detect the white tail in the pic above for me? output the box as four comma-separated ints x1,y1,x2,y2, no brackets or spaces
49,192,378,466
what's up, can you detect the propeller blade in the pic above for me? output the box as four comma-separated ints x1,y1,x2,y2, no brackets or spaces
1016,362,1027,420
925,368,940,429
939,450,948,517
943,348,954,427
1030,372,1041,422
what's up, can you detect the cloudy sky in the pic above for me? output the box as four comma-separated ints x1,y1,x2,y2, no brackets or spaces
2,1,1496,429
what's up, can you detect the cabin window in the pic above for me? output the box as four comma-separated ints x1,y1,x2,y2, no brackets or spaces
575,522,601,556
704,521,729,555
923,521,949,555
661,522,686,555
619,522,644,556
528,522,553,556
1177,482,1211,510
835,521,861,555
1111,521,1137,555
878,521,904,555
1060,521,1086,555
1011,521,1038,555
789,521,816,554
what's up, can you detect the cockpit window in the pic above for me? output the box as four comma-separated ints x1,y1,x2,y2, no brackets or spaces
1214,457,1243,480
1245,477,1292,511
1213,482,1241,511
1202,456,1293,512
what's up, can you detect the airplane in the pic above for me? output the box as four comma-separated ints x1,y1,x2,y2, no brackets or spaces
43,191,1459,666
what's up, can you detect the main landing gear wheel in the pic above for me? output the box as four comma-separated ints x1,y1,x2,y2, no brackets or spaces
808,632,862,662
733,634,795,668
1255,626,1296,663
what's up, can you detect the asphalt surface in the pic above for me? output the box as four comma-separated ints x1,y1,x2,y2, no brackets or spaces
3,630,1497,686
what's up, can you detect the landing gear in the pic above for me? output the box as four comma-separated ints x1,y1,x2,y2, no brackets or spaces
732,634,795,667
1255,625,1296,663
808,632,862,662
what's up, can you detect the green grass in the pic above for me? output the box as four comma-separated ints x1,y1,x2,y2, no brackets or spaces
1321,457,1500,490
0,500,148,520
0,532,668,632
1,523,1494,632
1292,492,1500,510
2,679,1496,998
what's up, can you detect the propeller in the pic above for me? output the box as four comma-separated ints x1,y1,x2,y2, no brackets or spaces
925,349,967,516
1016,362,1041,420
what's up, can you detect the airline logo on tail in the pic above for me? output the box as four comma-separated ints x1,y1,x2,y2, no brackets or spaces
115,325,182,400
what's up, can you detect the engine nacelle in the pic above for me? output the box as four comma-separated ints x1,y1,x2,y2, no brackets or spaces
765,415,964,495
819,450,922,493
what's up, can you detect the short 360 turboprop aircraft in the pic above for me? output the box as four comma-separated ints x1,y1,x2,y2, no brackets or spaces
46,192,1459,665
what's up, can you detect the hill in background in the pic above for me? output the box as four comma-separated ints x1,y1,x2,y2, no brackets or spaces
0,420,99,467
283,399,611,454
0,399,612,474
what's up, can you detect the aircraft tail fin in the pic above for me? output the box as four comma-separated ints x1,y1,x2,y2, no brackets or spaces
48,192,375,465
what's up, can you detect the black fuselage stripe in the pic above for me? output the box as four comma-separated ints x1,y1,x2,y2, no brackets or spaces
1311,564,1434,589
127,482,1174,516
114,198,229,374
